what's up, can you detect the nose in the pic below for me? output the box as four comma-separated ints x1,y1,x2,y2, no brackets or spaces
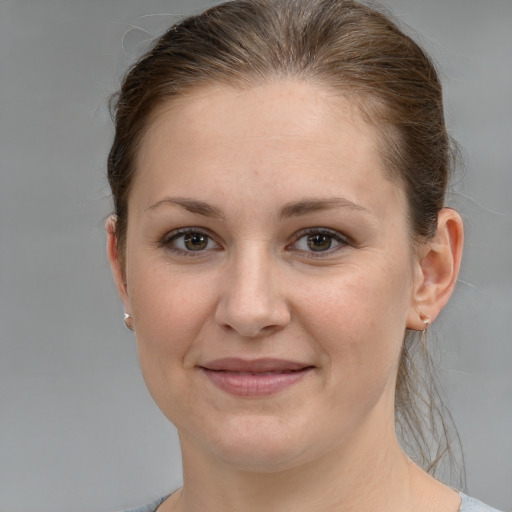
214,245,291,338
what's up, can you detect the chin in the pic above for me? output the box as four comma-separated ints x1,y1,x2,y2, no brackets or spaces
190,413,316,472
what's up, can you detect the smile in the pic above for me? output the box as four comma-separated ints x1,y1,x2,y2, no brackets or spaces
199,358,315,397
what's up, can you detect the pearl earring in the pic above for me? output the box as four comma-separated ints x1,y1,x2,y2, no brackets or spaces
123,312,134,331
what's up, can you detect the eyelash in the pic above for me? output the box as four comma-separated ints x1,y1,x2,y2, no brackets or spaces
160,227,350,258
160,227,221,257
287,228,350,259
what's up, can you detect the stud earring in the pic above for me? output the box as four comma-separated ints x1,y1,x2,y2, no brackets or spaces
124,312,134,331
420,314,431,332
418,314,431,351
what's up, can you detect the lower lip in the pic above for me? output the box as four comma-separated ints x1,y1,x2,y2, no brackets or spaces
201,368,313,397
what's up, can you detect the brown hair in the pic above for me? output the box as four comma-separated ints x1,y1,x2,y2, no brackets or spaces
108,0,463,484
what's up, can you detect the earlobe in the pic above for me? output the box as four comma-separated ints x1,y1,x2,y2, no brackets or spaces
407,208,464,330
106,215,130,309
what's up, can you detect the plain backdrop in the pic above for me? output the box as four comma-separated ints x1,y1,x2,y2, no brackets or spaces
1,1,511,511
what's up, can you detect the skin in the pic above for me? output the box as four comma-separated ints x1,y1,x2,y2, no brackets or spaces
107,80,464,512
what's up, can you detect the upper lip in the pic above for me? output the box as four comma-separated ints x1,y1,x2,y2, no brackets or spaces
200,358,313,373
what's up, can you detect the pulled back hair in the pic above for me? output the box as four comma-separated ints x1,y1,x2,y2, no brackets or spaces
108,0,463,485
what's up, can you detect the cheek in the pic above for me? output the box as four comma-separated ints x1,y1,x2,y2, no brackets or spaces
128,265,223,426
295,259,412,383
128,260,217,377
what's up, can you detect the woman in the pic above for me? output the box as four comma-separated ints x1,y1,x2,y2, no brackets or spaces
106,0,500,511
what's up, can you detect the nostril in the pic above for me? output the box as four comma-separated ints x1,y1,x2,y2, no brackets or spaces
218,321,284,339
213,263,291,337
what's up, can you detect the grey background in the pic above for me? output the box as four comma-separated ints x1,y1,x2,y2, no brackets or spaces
1,1,511,511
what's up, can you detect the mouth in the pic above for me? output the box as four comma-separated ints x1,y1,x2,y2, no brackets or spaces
199,358,315,397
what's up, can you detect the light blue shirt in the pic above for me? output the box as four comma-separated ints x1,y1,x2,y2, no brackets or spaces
122,492,502,512
459,493,502,512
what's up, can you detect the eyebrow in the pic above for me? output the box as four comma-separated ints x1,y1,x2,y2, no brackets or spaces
145,197,225,219
279,198,369,219
145,196,369,220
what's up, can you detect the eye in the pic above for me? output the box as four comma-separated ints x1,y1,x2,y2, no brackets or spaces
164,228,220,254
290,229,348,255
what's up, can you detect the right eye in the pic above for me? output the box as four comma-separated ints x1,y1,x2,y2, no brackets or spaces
287,227,350,258
164,229,220,255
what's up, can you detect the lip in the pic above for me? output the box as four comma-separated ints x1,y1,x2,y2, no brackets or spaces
199,358,314,397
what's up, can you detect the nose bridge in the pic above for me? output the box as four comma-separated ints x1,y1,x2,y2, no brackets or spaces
215,240,290,337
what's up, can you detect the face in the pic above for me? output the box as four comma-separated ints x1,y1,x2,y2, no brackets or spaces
111,80,424,471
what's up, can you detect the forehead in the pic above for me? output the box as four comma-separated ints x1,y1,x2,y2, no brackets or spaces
133,80,405,216
141,80,367,154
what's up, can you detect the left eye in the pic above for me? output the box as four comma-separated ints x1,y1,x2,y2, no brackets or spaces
291,230,347,254
167,230,219,252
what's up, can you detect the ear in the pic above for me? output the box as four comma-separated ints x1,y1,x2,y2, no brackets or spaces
407,208,464,330
106,215,131,314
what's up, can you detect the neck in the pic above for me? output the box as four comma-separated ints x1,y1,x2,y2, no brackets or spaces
169,418,417,512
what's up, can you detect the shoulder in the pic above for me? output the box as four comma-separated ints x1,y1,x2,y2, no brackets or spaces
459,492,503,512
121,495,169,512
122,492,504,512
